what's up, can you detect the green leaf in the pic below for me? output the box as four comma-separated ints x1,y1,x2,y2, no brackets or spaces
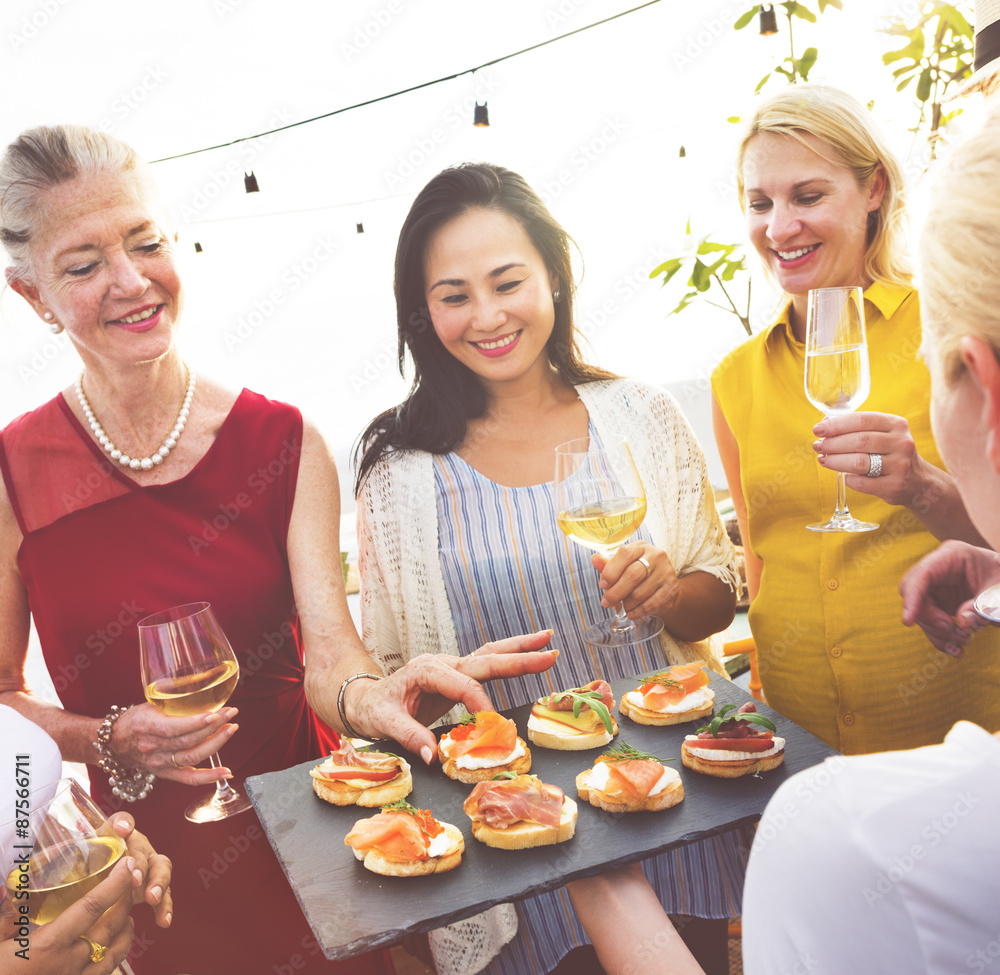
726,116,742,124
598,741,669,764
548,688,615,735
754,72,772,93
916,65,933,102
650,258,684,283
697,703,779,738
734,6,761,30
939,4,972,35
818,0,842,10
787,2,816,23
797,46,818,78
670,293,698,316
690,259,711,293
696,239,731,256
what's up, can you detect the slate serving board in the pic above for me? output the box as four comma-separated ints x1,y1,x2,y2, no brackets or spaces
246,673,838,960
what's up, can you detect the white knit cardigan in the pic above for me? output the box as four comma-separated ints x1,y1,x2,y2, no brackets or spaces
356,378,739,975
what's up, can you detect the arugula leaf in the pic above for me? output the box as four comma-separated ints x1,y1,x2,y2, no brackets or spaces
490,770,520,781
458,713,477,726
549,689,614,734
697,703,778,738
640,672,685,692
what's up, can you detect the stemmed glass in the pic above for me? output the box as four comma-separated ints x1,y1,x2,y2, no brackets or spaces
554,436,665,647
138,602,252,823
804,286,879,533
1,777,136,974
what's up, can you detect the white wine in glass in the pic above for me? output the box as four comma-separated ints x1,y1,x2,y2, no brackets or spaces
554,436,664,647
1,777,135,974
804,286,878,533
138,602,252,823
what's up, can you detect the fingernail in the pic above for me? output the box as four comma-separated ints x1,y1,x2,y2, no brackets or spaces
817,454,827,465
812,440,824,451
164,912,172,925
226,723,238,735
944,642,962,657
961,611,977,627
126,856,136,872
150,886,163,903
814,422,827,435
114,818,130,831
420,746,434,765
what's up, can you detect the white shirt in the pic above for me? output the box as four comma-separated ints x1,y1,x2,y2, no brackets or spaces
0,705,62,845
743,721,1000,975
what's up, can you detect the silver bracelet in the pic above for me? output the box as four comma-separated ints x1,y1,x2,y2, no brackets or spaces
337,673,383,740
93,705,155,802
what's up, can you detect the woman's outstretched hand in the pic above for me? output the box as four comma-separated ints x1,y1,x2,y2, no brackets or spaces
900,540,1000,655
348,631,558,764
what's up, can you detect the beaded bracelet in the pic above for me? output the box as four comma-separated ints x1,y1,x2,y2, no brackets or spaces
93,705,155,802
337,673,384,740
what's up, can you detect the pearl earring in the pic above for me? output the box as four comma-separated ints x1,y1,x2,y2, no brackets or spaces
553,290,562,303
43,312,63,334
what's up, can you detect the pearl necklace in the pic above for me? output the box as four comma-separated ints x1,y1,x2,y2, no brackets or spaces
75,366,196,472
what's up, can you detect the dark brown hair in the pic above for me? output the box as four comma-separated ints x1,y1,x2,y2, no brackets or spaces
355,162,614,493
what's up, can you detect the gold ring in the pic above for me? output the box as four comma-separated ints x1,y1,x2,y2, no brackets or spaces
636,556,651,579
79,936,107,963
171,752,181,768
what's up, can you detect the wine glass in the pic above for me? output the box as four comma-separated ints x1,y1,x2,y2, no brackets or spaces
1,777,136,974
138,602,252,823
804,286,878,533
554,436,665,647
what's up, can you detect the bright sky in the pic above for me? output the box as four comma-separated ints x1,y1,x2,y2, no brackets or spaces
0,0,983,498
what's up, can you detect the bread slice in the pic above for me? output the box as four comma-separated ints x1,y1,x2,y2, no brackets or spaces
680,740,785,778
352,822,465,877
311,760,413,807
438,739,532,784
575,768,684,814
619,692,714,726
469,797,578,849
527,718,618,751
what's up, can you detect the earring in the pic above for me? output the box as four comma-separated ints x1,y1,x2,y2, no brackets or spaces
43,313,63,334
552,290,562,303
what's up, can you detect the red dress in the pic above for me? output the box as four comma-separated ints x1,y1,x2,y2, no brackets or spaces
0,390,392,975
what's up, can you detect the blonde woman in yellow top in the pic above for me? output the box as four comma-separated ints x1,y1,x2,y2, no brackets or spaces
711,85,1000,754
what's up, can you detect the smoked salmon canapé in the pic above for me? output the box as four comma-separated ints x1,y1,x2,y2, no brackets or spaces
576,742,684,814
620,663,715,726
464,772,578,849
311,739,412,806
681,703,785,779
345,799,465,877
527,679,618,750
437,711,531,784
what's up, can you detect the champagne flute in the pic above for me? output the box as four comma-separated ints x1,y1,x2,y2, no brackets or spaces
554,436,665,647
1,777,135,974
138,602,252,823
804,286,878,533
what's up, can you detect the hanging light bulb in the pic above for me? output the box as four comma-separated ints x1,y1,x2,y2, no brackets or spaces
473,102,490,128
244,172,259,193
759,4,778,35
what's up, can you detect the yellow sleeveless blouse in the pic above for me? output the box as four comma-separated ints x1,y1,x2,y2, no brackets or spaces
712,283,1000,754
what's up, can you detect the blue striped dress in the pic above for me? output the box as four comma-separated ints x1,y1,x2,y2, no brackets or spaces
433,434,749,975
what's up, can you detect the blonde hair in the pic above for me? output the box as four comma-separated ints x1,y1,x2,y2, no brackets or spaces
0,124,159,282
736,84,912,290
920,107,1000,382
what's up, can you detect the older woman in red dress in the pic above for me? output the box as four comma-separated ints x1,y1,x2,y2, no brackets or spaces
0,125,556,975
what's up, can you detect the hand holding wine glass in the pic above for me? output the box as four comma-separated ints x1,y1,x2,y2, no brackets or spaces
804,286,878,532
1,778,137,975
554,436,665,647
138,602,253,823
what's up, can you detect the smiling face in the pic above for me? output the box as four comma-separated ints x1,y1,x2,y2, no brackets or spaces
422,206,558,390
742,131,885,320
10,169,182,371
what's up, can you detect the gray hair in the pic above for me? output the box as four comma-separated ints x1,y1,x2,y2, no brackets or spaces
0,124,158,282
